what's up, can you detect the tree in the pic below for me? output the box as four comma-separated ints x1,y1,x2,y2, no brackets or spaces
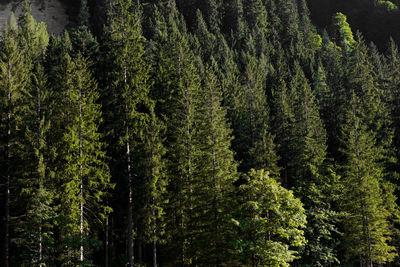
0,15,29,267
234,169,307,267
151,5,201,263
340,93,397,266
137,108,167,267
103,1,151,265
332,13,356,55
13,6,56,265
189,66,238,265
231,53,279,176
58,54,111,265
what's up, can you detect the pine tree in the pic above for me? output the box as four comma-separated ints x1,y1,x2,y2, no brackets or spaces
158,16,200,267
190,66,238,265
290,62,327,184
13,6,56,265
194,9,216,63
59,54,111,265
231,53,279,176
340,93,397,266
138,108,167,267
319,31,346,158
221,0,246,49
0,15,29,267
103,1,151,265
332,13,356,55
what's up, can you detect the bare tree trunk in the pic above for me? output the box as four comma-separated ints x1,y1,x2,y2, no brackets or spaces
125,97,134,266
137,239,142,264
5,155,10,267
126,135,134,267
4,62,12,267
37,87,43,264
105,211,109,267
153,240,157,267
79,87,84,263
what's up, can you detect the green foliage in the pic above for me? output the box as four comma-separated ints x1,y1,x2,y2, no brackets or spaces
340,93,397,265
377,0,399,11
332,13,356,54
189,66,238,265
2,1,400,266
234,169,307,266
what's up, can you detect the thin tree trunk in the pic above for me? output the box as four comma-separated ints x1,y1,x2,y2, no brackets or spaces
153,240,157,267
126,134,134,267
124,57,134,266
79,86,84,263
105,209,109,267
4,62,12,267
37,86,43,264
137,238,142,264
354,110,370,267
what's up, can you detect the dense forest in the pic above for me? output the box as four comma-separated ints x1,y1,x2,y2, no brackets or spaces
2,0,400,266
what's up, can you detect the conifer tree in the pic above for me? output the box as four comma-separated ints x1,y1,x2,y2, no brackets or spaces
103,1,151,265
194,10,216,63
58,54,111,265
230,53,279,176
340,93,397,266
155,11,200,266
190,66,238,265
201,0,220,34
290,62,327,183
138,108,167,267
332,13,356,55
13,6,56,265
0,16,28,267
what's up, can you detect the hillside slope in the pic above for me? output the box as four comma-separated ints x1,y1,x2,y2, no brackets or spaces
0,0,71,34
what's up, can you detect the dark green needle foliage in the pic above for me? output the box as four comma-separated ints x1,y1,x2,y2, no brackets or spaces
2,0,400,266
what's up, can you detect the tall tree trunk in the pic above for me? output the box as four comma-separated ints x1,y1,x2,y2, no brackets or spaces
79,87,84,263
126,134,134,267
37,84,43,264
4,62,12,267
153,240,157,267
105,208,109,267
124,53,134,265
137,238,142,264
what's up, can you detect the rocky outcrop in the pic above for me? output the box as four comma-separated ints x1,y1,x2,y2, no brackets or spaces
0,0,70,34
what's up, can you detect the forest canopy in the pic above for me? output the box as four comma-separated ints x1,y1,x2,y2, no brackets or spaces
1,0,400,266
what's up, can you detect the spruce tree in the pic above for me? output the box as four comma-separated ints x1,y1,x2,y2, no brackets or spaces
0,16,28,267
190,66,238,265
59,54,111,265
138,108,167,267
231,53,279,176
14,6,56,265
332,13,356,55
103,0,151,265
340,93,397,266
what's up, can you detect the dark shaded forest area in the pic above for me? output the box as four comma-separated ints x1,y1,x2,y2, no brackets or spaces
2,0,400,266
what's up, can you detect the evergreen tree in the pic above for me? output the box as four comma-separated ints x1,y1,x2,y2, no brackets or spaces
332,13,356,55
138,108,167,267
0,16,28,267
190,66,238,265
103,0,151,265
152,6,201,264
59,54,111,265
231,53,279,176
13,6,56,265
340,93,397,266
